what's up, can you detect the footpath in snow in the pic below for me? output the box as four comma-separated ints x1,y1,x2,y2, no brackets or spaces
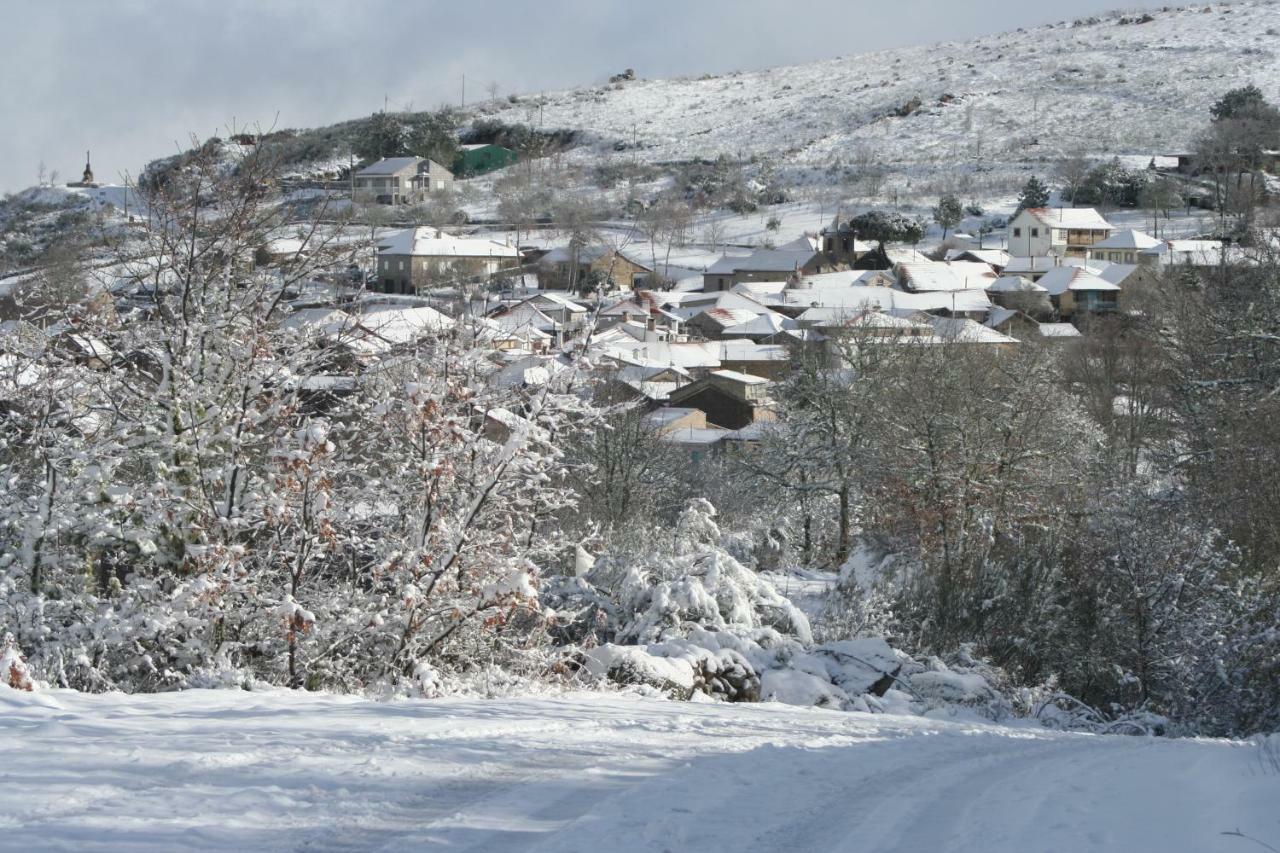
2,686,1277,852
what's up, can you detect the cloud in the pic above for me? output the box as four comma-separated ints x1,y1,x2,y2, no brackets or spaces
0,0,1159,193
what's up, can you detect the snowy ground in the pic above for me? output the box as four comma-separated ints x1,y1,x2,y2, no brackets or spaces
3,686,1277,852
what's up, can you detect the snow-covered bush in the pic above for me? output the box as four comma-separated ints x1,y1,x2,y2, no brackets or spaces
2,634,35,691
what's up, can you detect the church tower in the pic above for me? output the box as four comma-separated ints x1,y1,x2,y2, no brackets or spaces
81,151,94,186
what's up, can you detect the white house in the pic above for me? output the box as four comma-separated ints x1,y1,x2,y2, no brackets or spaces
1088,229,1163,265
354,157,454,205
1007,208,1113,258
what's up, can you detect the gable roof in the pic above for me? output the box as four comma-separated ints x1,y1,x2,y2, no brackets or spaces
693,307,763,329
929,317,1019,344
530,291,589,312
1038,323,1083,338
1036,266,1122,296
986,275,1047,294
357,157,433,176
1020,207,1113,231
706,248,820,275
899,261,997,293
540,245,652,270
1090,229,1161,251
377,227,520,258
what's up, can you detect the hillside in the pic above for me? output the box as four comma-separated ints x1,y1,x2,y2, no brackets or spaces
465,1,1280,182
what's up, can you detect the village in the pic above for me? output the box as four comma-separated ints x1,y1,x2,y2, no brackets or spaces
4,2,1280,847
217,140,1265,459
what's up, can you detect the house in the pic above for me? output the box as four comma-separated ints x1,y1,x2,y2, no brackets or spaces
376,228,521,294
685,308,767,339
715,340,791,379
472,316,554,353
1088,230,1163,265
985,309,1080,342
666,370,774,430
984,308,1043,341
539,246,653,292
353,157,454,204
1036,266,1121,320
523,292,589,332
945,248,1010,272
1007,208,1113,258
986,275,1052,318
453,144,518,176
928,317,1019,349
799,308,933,342
897,261,997,293
717,311,797,340
703,248,827,292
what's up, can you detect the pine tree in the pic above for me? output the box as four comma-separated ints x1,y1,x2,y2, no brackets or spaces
1016,176,1050,211
932,193,963,239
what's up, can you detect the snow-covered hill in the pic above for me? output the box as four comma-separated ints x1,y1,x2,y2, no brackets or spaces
474,2,1280,182
3,686,1276,852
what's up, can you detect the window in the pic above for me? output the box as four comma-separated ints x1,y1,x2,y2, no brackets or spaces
1013,227,1022,238
1031,227,1039,238
1125,252,1134,263
841,238,850,253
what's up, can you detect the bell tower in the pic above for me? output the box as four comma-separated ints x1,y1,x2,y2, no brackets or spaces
81,151,94,185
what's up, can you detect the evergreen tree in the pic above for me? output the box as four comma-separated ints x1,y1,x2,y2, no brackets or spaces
1016,176,1050,211
932,193,964,239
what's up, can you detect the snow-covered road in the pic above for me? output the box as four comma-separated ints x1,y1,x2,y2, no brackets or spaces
2,687,1276,852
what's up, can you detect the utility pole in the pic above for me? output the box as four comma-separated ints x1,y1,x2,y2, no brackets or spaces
461,74,466,108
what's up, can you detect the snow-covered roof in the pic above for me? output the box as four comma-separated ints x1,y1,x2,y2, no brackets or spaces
706,248,818,275
720,312,795,336
791,286,992,318
731,281,790,298
710,369,769,385
986,275,1047,294
357,157,433,176
531,292,589,312
1036,267,1122,296
377,227,520,258
1038,323,1083,338
899,261,996,293
1003,256,1063,275
694,308,763,329
945,248,1010,267
353,305,457,342
647,407,702,427
282,307,350,334
1021,207,1113,231
715,340,790,362
929,317,1019,345
1091,229,1161,251
539,245,650,269
660,426,730,446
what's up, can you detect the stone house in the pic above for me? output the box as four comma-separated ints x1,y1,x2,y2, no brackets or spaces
665,370,775,430
539,246,653,292
375,228,520,294
703,248,827,292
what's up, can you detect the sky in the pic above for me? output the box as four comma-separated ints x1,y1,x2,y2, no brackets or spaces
0,0,1163,194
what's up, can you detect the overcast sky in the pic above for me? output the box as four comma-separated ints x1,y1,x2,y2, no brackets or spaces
1,0,1161,194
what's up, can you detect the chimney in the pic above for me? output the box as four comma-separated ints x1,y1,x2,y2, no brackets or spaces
645,316,658,343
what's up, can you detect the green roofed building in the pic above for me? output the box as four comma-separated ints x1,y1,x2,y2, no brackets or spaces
454,144,518,176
